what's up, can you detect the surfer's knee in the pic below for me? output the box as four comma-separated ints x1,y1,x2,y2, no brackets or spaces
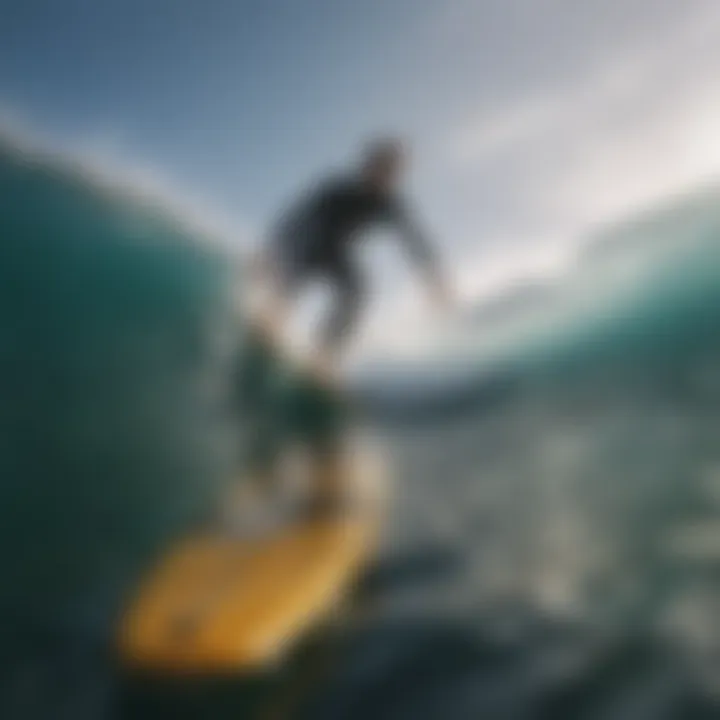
325,273,363,348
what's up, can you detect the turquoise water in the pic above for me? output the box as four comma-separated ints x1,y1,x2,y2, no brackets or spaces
0,137,237,674
1,135,720,718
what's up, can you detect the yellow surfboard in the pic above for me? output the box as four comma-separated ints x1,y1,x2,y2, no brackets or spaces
118,445,385,674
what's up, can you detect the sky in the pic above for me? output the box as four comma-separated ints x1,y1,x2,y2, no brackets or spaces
3,0,720,354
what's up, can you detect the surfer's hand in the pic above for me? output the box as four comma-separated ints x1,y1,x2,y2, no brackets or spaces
427,273,453,312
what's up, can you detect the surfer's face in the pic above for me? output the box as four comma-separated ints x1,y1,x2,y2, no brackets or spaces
364,146,405,192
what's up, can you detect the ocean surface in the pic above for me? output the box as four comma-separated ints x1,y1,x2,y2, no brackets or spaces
1,134,719,719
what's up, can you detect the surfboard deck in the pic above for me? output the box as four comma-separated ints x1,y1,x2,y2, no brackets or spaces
118,442,385,675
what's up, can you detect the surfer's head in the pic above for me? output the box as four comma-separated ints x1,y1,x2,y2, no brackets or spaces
361,138,406,191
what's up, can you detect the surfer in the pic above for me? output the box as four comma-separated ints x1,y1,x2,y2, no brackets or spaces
240,139,452,522
253,138,451,375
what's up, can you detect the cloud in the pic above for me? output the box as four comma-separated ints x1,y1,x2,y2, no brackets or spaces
446,2,720,171
448,96,559,167
544,89,720,228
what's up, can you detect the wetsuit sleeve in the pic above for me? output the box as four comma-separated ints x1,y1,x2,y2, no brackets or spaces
389,198,440,276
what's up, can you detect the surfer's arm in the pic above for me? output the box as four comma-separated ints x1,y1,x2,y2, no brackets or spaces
392,201,450,305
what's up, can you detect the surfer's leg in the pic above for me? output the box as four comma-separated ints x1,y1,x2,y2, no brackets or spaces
255,246,306,342
320,258,364,362
238,246,311,509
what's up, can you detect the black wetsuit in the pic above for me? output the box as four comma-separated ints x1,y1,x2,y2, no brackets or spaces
270,174,437,349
